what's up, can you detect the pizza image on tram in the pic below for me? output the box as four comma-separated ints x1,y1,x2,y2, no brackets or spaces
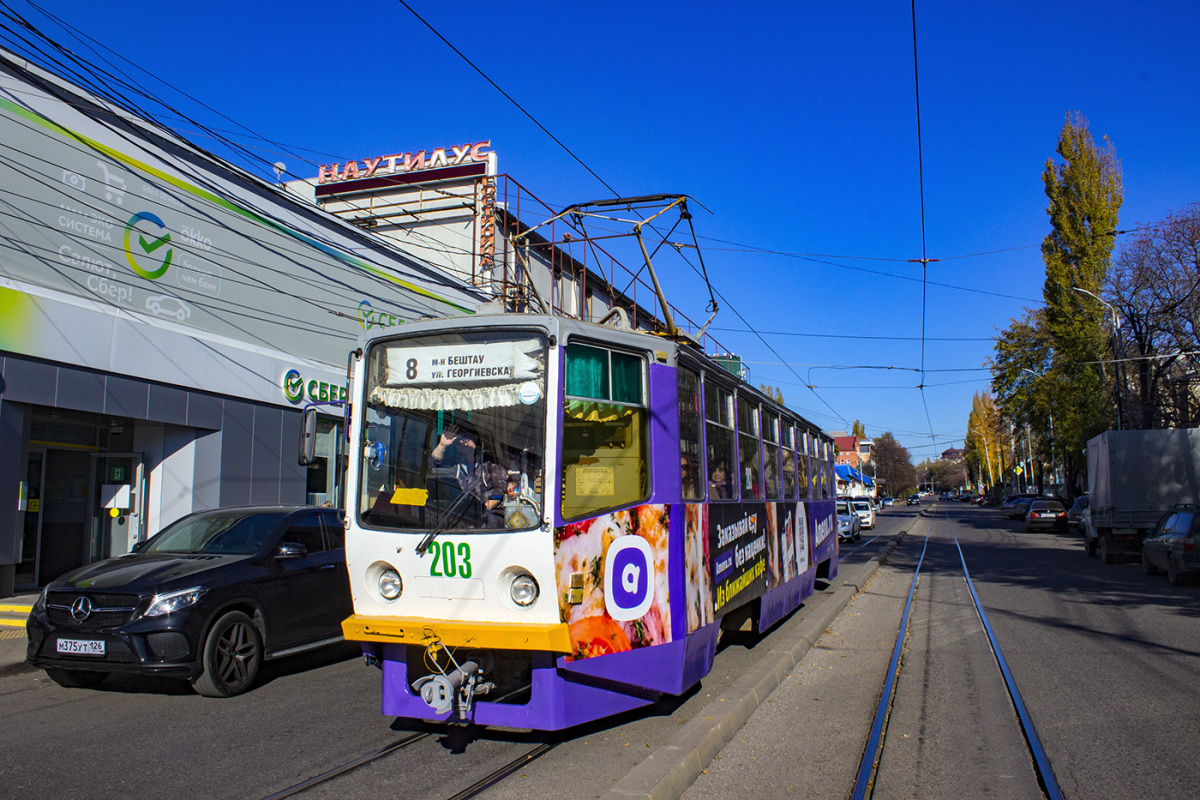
555,505,672,660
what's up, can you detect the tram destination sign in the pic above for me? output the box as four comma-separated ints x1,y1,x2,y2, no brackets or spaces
384,341,539,387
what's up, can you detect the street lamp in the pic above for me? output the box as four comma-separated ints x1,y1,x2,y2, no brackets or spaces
1021,367,1058,491
967,428,995,494
1072,286,1126,430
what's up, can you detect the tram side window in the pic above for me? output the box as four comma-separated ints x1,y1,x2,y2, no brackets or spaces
737,397,761,500
678,367,702,501
798,432,811,501
820,441,831,498
781,422,798,501
762,409,782,501
561,342,648,520
704,381,735,500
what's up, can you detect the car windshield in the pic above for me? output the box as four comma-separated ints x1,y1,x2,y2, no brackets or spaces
1032,501,1064,512
837,502,850,515
145,511,286,555
853,502,869,511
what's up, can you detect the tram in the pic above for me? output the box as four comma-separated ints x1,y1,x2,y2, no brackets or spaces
322,310,837,730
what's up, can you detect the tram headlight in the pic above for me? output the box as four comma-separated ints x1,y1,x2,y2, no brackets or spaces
378,569,403,600
509,573,539,607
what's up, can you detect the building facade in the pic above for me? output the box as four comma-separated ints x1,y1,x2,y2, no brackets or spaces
0,49,482,595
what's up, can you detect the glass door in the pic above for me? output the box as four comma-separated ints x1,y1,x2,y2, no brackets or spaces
88,454,145,560
15,450,45,590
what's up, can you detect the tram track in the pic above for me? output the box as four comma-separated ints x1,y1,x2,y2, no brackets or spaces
259,731,557,800
848,510,1063,800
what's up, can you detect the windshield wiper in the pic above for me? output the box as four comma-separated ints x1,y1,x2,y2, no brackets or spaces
416,471,484,556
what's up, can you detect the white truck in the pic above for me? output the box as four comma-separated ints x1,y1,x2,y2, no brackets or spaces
1084,429,1200,563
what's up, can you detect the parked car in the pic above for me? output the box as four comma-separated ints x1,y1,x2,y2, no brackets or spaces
1067,495,1089,530
851,499,875,529
1024,499,1068,532
26,505,351,697
907,494,920,506
836,500,862,542
1001,493,1038,513
1140,505,1200,585
1005,496,1037,519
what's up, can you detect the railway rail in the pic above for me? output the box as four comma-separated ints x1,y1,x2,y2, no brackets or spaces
260,732,557,800
849,509,1063,800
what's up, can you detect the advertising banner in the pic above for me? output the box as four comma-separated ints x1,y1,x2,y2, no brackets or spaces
709,503,768,614
554,505,672,660
0,52,482,400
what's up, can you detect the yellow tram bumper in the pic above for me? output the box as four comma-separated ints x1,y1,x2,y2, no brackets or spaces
342,614,572,653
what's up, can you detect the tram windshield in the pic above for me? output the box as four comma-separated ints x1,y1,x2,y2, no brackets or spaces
358,330,547,532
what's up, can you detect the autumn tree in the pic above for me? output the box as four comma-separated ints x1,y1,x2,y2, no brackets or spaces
1109,202,1200,428
759,384,785,405
872,432,916,496
965,391,1005,494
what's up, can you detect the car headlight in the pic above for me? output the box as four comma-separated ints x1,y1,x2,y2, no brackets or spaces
509,573,539,607
144,587,207,617
31,586,48,615
379,569,403,600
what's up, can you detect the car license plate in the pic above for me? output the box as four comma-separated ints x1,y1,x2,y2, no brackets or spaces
56,638,105,656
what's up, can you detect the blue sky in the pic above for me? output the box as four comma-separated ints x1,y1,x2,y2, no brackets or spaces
8,0,1198,463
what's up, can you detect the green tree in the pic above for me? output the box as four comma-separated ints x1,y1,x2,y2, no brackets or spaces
1007,112,1124,494
851,420,866,439
1042,112,1123,352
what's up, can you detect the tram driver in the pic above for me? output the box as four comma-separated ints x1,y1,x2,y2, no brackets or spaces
429,423,507,527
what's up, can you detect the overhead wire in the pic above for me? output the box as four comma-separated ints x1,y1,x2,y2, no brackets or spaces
5,1,993,444
909,0,938,446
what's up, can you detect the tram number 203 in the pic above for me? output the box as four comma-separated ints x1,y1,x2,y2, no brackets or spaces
429,541,473,578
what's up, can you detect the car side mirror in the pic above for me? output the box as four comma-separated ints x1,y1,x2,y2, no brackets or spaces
276,542,308,560
299,407,319,466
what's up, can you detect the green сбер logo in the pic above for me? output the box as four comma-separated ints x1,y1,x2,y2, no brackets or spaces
124,211,174,280
283,369,304,403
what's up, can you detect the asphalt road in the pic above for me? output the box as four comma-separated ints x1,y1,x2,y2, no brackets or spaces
17,503,1132,800
0,509,914,800
687,501,1200,799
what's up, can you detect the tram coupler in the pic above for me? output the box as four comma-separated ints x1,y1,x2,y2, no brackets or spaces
412,659,494,719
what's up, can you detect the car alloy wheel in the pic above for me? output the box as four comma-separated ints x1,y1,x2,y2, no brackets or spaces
192,610,263,698
1168,556,1187,587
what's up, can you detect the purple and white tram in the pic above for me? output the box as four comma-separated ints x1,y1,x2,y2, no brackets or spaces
338,312,837,730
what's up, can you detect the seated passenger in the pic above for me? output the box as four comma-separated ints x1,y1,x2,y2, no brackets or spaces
709,461,731,499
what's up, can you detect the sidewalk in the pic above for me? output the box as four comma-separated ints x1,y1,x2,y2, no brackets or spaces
604,524,912,800
0,592,38,678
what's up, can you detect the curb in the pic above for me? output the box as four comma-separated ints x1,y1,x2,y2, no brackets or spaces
605,524,916,800
0,636,34,679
